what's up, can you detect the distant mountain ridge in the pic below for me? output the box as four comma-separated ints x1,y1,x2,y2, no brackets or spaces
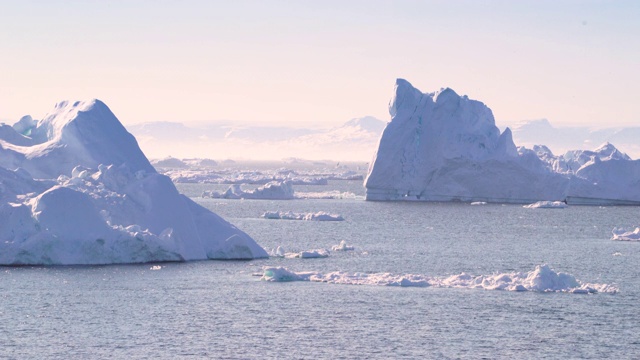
126,115,639,162
126,116,388,161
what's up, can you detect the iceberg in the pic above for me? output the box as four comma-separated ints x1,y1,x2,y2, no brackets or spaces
365,79,640,205
202,181,295,200
0,100,268,265
151,157,189,169
261,265,617,294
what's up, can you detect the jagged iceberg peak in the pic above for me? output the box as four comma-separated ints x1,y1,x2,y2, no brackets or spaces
388,79,501,142
367,79,517,195
0,99,155,179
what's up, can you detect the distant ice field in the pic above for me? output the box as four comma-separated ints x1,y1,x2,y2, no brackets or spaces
2,179,639,358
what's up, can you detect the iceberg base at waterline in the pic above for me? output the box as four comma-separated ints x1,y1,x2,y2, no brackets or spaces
0,164,268,265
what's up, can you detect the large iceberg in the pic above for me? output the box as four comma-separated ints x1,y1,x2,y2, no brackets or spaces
365,79,640,205
0,100,268,265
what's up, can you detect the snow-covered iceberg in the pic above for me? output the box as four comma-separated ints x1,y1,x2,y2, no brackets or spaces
0,100,268,265
261,265,617,294
365,79,640,205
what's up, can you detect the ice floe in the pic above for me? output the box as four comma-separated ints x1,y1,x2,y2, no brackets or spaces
523,201,568,209
286,249,330,259
268,246,330,259
262,211,344,221
261,265,617,294
331,240,355,251
611,227,640,241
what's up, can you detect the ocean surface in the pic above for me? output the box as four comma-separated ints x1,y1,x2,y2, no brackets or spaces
2,180,640,359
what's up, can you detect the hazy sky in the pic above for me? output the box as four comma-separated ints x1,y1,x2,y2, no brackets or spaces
1,0,639,127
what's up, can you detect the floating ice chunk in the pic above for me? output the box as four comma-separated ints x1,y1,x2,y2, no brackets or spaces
269,246,286,257
611,227,640,241
261,264,617,294
284,249,330,259
262,267,311,282
331,240,355,251
304,212,344,221
262,211,344,221
470,202,487,205
202,181,295,200
523,201,568,209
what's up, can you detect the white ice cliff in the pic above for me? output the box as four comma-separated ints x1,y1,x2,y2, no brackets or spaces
0,100,268,265
365,79,640,205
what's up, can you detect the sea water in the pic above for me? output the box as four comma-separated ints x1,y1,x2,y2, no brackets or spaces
1,180,639,359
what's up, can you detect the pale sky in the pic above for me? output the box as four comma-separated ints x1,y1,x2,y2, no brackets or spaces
1,0,639,127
